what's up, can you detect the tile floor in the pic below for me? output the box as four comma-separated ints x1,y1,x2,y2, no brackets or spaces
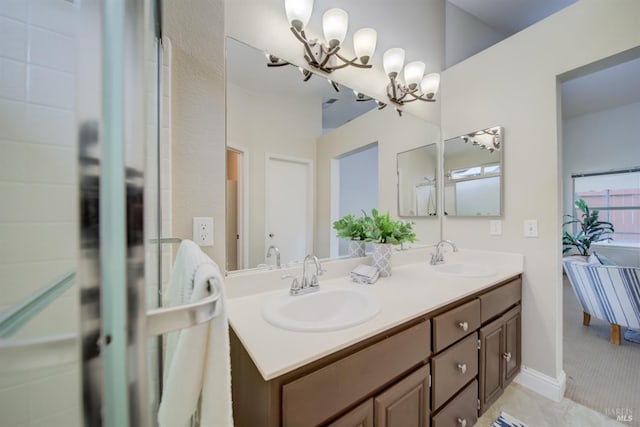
475,383,629,427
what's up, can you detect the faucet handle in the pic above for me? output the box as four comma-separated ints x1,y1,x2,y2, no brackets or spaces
282,274,301,292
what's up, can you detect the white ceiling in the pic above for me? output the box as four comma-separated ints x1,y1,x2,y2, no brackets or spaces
446,0,640,118
448,0,577,36
561,57,640,119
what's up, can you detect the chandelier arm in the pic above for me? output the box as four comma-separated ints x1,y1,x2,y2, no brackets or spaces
266,60,290,68
290,27,308,44
292,28,320,67
318,47,334,69
332,52,373,70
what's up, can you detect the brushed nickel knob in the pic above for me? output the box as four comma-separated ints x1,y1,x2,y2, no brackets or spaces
458,321,469,331
503,352,512,363
457,417,467,427
457,363,467,374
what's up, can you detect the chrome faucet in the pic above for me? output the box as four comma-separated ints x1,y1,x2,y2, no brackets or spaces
284,254,325,296
301,254,325,290
266,245,281,268
430,239,458,265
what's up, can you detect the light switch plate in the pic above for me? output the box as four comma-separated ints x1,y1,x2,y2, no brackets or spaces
193,217,214,246
490,220,502,236
524,219,538,237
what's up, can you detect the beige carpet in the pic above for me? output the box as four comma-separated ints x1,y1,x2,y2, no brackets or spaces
563,276,640,425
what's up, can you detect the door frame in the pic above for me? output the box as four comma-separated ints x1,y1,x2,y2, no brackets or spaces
227,144,249,270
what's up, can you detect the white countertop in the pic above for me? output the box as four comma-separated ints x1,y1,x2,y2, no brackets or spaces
226,248,523,381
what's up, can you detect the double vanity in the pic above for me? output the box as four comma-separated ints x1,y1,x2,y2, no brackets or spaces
226,248,523,427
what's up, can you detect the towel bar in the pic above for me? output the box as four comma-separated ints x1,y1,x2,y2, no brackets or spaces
146,279,221,337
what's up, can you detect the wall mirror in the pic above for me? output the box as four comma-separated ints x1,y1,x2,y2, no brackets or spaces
443,126,503,216
225,36,441,273
397,144,438,217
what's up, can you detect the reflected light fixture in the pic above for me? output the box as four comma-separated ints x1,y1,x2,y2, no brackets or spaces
461,128,501,152
282,0,377,74
383,48,440,105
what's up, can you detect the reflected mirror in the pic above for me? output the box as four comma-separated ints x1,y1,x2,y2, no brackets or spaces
225,37,441,272
443,126,503,216
397,144,438,217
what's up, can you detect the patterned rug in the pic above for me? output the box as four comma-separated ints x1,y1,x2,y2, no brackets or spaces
492,411,528,427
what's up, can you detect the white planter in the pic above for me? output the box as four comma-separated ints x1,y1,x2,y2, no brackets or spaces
372,242,393,277
348,240,366,258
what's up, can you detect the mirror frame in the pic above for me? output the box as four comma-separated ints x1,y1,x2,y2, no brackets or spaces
443,126,504,217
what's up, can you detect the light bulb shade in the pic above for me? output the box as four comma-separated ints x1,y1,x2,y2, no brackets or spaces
323,8,348,48
353,28,377,64
404,61,425,89
383,48,405,78
420,73,440,96
285,0,313,31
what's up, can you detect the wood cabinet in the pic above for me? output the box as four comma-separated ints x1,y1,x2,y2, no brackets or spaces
328,399,374,427
231,320,431,427
374,365,430,427
479,305,521,413
230,276,521,427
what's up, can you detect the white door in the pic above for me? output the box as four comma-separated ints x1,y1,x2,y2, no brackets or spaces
265,155,313,266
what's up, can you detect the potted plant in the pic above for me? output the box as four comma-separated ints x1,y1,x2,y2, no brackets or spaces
562,198,614,258
332,214,367,257
361,209,417,277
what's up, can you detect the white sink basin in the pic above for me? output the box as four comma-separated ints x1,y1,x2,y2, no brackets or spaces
262,287,381,332
431,263,497,278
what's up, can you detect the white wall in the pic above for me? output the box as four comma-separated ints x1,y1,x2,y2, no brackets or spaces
441,0,640,397
562,101,640,266
0,0,80,425
170,46,226,265
317,107,442,258
225,0,444,124
445,2,507,68
227,84,321,267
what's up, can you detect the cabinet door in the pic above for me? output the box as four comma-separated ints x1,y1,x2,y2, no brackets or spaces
328,399,374,427
374,365,430,427
503,306,521,385
479,318,503,414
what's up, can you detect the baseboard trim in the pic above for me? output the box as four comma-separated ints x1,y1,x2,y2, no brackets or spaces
514,366,566,402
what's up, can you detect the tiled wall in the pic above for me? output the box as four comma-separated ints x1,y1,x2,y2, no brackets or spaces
0,0,80,426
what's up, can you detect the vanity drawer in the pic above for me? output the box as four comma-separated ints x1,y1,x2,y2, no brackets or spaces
431,379,478,427
479,278,521,323
431,332,478,410
282,320,431,427
433,299,480,352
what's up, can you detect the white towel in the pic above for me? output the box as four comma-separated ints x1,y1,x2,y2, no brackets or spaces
158,240,233,427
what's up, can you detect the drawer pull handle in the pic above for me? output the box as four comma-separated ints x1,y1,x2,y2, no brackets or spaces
457,363,467,374
503,352,512,363
458,321,469,331
457,417,467,427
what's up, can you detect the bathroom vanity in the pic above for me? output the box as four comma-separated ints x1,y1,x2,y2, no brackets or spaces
226,249,523,427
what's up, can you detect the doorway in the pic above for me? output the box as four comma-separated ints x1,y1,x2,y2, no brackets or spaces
330,143,379,257
559,54,640,418
226,148,246,271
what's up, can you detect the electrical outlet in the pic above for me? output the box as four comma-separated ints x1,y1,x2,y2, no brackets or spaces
524,219,538,237
193,217,214,246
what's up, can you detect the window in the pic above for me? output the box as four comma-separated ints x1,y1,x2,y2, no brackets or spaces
573,169,640,245
449,163,500,180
